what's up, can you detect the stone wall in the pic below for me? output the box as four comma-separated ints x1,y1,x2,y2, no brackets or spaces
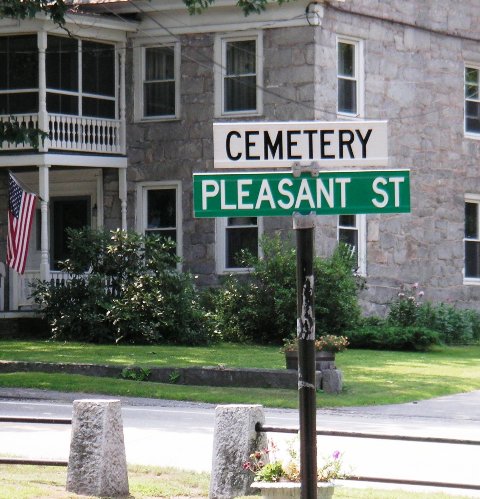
124,0,480,313
312,0,480,312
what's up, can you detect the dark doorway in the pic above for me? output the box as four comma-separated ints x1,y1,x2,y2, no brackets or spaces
52,197,90,269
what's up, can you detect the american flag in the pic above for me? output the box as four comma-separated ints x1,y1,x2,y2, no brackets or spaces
7,173,37,275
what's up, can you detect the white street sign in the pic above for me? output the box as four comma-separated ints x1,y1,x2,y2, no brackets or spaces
213,120,388,169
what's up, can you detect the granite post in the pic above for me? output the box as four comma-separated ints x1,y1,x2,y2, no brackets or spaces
66,399,129,497
209,404,266,499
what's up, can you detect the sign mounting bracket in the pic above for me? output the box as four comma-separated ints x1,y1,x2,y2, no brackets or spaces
292,161,321,178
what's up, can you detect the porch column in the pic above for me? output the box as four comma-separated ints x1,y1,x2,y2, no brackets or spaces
119,42,126,155
37,31,48,153
39,165,50,281
119,168,127,230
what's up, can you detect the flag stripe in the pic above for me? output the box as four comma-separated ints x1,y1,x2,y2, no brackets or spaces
6,174,37,275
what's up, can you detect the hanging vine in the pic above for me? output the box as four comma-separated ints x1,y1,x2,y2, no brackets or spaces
0,118,48,149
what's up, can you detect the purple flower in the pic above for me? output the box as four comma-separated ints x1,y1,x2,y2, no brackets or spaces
332,450,340,460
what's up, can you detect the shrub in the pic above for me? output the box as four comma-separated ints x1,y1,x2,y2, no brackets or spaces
31,228,211,345
211,235,297,344
315,244,364,336
416,302,480,345
347,325,440,351
32,275,112,343
210,235,363,345
386,283,480,345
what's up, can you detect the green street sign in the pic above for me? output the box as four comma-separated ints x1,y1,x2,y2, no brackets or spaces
193,169,410,218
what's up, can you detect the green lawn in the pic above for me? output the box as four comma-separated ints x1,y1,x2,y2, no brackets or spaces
0,340,283,368
0,340,479,408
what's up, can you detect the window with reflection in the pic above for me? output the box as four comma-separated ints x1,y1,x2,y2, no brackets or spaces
224,39,257,113
0,35,38,114
337,214,366,275
143,46,176,118
46,36,116,118
465,200,480,278
337,40,358,115
145,187,178,248
338,214,359,266
465,66,480,134
225,217,258,269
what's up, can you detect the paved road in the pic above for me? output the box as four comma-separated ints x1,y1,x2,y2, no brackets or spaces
0,388,479,497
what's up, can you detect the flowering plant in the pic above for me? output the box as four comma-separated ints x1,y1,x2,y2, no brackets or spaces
243,440,346,483
388,282,425,327
282,335,349,353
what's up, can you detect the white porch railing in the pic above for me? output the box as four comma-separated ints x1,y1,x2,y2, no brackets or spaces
0,113,124,154
12,270,75,310
12,270,119,310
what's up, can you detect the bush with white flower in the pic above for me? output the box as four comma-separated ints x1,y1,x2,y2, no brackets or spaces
387,282,425,327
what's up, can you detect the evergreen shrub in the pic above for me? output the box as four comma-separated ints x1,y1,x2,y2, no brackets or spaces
346,325,440,351
210,235,363,345
31,228,211,345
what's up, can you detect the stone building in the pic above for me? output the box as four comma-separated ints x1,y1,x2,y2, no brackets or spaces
1,0,480,314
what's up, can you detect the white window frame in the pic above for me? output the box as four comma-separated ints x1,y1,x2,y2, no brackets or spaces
464,194,480,284
465,64,480,139
336,36,364,118
214,31,263,117
337,214,366,275
134,40,180,122
215,216,263,274
136,181,183,265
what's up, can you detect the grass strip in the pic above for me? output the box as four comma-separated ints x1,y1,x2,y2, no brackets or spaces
0,464,475,499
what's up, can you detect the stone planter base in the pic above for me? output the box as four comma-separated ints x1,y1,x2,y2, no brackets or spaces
252,481,334,499
285,350,335,371
284,351,342,393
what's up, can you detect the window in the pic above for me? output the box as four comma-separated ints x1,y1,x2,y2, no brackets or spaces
337,214,366,275
465,198,480,280
215,33,262,116
216,217,262,272
0,35,116,118
337,38,362,116
46,36,116,119
137,182,182,260
0,35,38,114
135,42,179,120
465,66,480,135
46,35,79,115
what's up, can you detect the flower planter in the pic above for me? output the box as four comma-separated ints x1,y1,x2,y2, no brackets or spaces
285,350,335,371
252,481,335,499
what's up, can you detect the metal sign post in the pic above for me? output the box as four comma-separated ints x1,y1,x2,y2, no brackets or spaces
199,120,403,499
294,213,317,499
